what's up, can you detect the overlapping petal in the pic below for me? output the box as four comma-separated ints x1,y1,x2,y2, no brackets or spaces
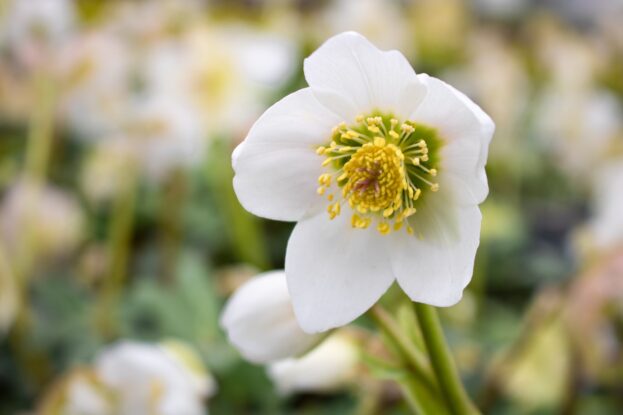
233,88,341,221
304,32,427,121
413,74,494,206
390,202,482,306
285,212,394,333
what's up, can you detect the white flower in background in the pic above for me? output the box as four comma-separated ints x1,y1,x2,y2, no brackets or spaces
267,333,360,395
59,32,133,139
220,270,324,364
585,161,623,250
320,0,412,56
124,93,205,181
39,369,113,415
143,24,297,137
534,89,621,178
0,180,84,261
233,32,494,332
95,340,215,415
444,29,529,163
0,0,75,64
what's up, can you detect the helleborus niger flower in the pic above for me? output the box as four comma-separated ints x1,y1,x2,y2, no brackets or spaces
220,270,324,363
95,341,215,415
233,32,494,333
267,332,360,395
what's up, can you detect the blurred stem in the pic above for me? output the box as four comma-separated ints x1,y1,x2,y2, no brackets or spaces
206,138,269,269
97,168,137,338
414,303,480,415
7,71,56,388
24,73,55,185
369,305,435,387
159,169,187,284
398,381,425,414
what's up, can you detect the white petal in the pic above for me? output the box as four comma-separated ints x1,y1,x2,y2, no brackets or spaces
267,333,359,395
390,202,482,307
233,88,341,221
285,211,394,333
220,271,323,364
304,31,426,121
413,74,494,205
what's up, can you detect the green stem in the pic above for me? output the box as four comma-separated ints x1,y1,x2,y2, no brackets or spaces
369,305,435,387
414,303,480,415
97,168,137,338
159,168,187,284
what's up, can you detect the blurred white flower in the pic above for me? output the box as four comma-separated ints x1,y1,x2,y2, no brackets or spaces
38,369,113,415
220,270,324,364
320,0,412,56
124,93,205,181
0,180,84,261
95,340,215,415
80,138,137,204
59,32,133,139
143,24,297,137
445,30,529,163
1,0,75,66
585,161,623,250
534,89,621,177
233,32,494,333
63,370,113,415
267,333,360,395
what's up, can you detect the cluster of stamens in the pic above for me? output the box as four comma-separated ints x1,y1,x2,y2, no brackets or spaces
316,114,441,235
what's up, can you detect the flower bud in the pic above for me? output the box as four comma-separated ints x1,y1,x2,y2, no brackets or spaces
220,270,324,364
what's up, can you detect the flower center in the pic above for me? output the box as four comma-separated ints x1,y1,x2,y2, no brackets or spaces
316,114,442,235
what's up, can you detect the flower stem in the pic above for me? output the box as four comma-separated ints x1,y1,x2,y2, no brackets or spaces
369,305,435,387
414,303,480,415
97,168,137,338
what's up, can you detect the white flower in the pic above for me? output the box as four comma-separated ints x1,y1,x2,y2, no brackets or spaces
534,88,621,178
320,0,413,56
1,0,75,57
220,270,324,364
233,32,494,333
586,161,623,250
63,370,113,415
95,341,215,415
267,333,360,395
0,180,84,261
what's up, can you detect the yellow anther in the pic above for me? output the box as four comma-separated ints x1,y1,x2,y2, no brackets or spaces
317,113,441,235
377,222,391,235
